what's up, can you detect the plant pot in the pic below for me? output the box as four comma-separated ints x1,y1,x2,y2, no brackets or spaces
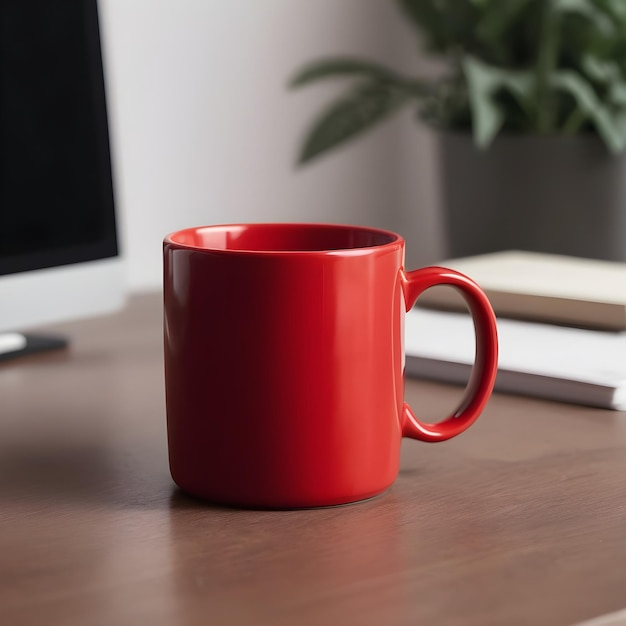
439,132,626,262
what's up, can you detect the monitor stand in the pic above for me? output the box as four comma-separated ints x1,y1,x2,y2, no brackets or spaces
0,332,68,362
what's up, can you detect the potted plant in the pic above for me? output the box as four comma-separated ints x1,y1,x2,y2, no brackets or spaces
290,0,626,261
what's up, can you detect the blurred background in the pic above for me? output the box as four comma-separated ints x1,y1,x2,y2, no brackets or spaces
99,0,446,291
4,0,626,330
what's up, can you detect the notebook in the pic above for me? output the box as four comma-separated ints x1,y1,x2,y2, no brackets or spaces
419,250,626,330
405,307,626,411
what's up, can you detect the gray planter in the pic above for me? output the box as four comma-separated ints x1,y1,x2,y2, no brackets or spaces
439,133,626,262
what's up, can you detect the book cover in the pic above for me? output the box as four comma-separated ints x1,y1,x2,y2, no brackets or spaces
419,250,626,330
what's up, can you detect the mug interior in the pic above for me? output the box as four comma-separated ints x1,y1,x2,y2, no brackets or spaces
168,223,399,253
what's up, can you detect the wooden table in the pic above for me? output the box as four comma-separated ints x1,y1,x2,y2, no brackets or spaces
1,294,626,626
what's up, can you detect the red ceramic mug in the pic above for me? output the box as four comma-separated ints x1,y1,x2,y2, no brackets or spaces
163,223,498,508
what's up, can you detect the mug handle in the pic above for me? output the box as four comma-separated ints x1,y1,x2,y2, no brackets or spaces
400,266,499,442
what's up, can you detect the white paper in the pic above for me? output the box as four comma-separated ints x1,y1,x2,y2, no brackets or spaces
405,308,626,410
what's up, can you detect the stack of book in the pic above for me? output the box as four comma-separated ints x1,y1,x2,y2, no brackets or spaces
405,250,626,410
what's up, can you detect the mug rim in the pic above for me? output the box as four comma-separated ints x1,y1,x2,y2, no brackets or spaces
164,222,404,255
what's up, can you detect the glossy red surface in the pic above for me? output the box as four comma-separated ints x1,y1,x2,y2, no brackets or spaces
163,224,498,508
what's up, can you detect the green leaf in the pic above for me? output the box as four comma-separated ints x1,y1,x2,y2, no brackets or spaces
600,0,626,22
616,110,626,138
581,55,626,110
553,0,615,33
609,82,626,106
289,58,402,88
463,57,503,148
298,83,409,164
550,70,626,152
463,56,534,148
582,54,621,82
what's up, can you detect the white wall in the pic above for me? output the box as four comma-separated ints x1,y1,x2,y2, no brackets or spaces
99,0,444,290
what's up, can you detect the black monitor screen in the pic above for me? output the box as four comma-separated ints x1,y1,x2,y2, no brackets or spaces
0,0,118,276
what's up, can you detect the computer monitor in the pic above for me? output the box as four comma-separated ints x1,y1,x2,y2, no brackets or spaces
0,0,125,359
